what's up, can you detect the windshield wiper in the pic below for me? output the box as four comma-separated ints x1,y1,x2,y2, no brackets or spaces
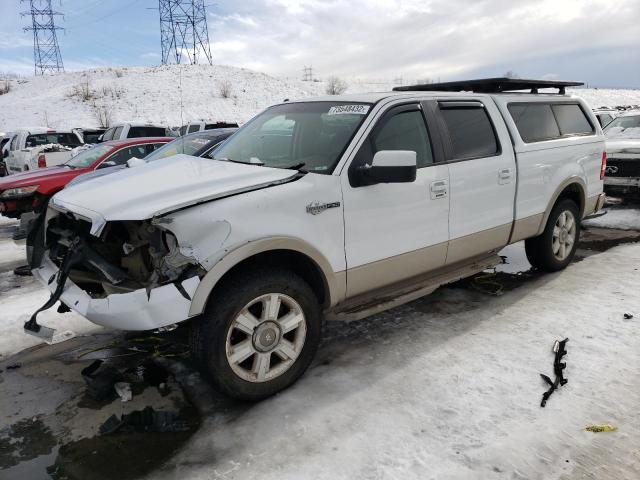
279,162,307,172
216,157,264,166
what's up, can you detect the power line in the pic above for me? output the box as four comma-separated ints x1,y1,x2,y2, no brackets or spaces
158,0,213,65
21,0,64,75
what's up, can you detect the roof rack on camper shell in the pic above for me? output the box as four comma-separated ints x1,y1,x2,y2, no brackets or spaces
393,78,584,95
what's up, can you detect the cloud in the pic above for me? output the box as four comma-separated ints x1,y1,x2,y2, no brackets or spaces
207,0,640,86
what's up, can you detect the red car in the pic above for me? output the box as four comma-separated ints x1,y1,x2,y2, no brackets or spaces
0,137,171,220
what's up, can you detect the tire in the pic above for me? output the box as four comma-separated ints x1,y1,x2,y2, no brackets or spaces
190,268,322,401
525,199,580,272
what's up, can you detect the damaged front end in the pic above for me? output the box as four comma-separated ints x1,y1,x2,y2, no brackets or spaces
27,207,206,336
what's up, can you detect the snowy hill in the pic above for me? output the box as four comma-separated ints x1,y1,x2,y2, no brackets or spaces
0,64,638,131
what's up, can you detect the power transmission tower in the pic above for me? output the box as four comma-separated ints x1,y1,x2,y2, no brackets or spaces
302,66,313,81
158,0,213,65
21,0,64,75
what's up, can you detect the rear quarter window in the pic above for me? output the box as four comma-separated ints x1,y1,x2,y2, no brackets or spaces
508,102,595,143
439,105,499,159
551,104,594,136
508,104,560,142
128,126,167,138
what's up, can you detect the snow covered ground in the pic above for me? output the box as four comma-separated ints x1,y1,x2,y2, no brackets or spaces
147,239,640,480
0,215,102,358
583,205,640,231
0,65,638,131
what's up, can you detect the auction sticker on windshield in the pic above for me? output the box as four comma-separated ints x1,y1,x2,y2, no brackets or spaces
327,104,370,115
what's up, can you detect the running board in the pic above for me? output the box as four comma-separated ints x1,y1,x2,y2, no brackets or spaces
326,253,501,322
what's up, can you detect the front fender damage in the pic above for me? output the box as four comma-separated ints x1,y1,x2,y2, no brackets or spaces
27,209,221,334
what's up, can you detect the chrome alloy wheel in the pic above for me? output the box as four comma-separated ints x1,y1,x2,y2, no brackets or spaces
552,210,576,261
225,293,307,383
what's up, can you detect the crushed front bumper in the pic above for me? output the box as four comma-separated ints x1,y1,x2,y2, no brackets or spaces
33,256,201,331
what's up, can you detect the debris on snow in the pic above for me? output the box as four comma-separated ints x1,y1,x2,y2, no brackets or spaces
585,424,618,433
540,338,569,407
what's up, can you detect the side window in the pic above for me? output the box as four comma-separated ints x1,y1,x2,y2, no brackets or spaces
371,110,433,167
598,114,612,127
102,128,115,141
145,143,164,155
508,104,560,143
10,135,18,151
179,126,188,136
187,124,200,133
113,126,124,139
439,105,499,159
551,104,594,136
105,147,136,165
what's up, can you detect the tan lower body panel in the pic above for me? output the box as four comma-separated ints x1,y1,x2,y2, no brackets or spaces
328,252,501,322
584,193,606,217
510,214,544,243
446,223,511,265
346,242,447,298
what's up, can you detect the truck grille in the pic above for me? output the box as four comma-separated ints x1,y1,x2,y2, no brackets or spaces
605,158,640,178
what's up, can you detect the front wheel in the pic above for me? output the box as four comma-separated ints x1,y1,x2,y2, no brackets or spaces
525,199,580,272
190,268,322,401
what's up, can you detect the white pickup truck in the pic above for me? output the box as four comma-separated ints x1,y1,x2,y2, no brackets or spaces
5,128,84,174
29,78,606,400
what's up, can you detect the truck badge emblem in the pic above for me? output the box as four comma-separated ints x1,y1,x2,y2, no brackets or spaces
605,166,618,174
306,201,341,215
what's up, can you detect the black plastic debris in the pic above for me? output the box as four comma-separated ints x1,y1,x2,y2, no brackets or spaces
540,338,569,407
81,360,122,401
624,313,633,320
99,407,191,435
6,363,22,370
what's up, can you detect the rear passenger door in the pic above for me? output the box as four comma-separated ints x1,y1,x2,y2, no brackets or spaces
430,99,516,264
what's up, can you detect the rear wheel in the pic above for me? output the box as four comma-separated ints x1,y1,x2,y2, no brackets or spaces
190,268,322,401
525,199,580,272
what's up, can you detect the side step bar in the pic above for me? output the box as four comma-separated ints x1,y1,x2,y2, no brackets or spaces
326,253,501,322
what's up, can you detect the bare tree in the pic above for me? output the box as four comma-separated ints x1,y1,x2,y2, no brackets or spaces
217,80,232,98
325,76,348,95
503,70,520,79
92,103,113,128
0,79,10,95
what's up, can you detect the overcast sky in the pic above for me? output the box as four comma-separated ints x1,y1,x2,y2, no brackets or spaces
0,0,638,87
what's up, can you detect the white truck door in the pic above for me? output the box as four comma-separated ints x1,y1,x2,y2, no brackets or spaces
433,99,516,264
341,103,450,298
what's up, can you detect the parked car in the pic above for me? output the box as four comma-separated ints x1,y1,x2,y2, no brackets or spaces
67,127,237,188
27,79,605,400
603,111,640,199
99,122,168,142
179,121,239,136
75,128,106,144
593,108,618,128
0,137,171,241
5,128,85,174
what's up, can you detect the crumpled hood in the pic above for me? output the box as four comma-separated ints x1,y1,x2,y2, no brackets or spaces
51,154,298,231
605,138,640,155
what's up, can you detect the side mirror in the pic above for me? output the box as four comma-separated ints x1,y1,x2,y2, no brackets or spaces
97,160,116,169
356,150,417,185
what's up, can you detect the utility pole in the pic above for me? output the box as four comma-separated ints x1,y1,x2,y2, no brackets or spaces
21,0,64,75
158,0,213,65
302,65,313,81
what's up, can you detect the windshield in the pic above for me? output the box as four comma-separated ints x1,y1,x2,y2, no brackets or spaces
65,144,113,168
144,134,214,162
211,102,372,173
604,114,640,138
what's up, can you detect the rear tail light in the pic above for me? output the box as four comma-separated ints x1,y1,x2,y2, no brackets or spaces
37,154,46,168
600,151,607,180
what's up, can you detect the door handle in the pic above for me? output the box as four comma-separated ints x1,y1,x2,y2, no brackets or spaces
430,180,448,199
498,168,513,184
